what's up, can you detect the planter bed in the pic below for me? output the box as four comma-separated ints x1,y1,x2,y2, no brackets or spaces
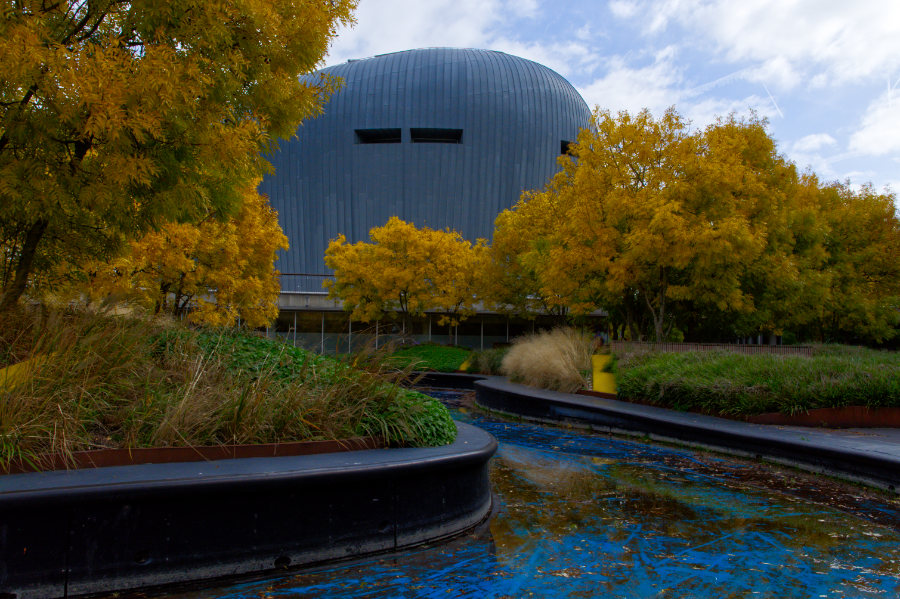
0,422,496,599
2,437,383,475
577,390,900,428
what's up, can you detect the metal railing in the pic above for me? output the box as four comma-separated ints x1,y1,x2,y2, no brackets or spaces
277,273,334,293
608,341,812,357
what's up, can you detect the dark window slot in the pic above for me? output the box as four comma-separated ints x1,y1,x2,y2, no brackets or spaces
355,128,401,144
561,140,574,155
411,128,463,144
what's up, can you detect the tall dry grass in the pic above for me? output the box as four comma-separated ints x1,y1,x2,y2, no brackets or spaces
501,328,595,393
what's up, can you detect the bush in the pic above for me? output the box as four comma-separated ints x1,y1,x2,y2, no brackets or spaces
501,328,594,392
468,347,508,374
614,347,900,416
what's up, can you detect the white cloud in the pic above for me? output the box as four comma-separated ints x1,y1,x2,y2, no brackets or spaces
849,91,900,156
793,134,837,153
609,0,639,19
578,47,684,114
646,0,900,88
489,39,601,79
324,0,502,65
575,24,592,41
684,95,779,129
505,0,540,18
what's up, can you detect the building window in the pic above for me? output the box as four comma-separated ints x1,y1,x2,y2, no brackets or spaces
411,128,463,144
355,128,401,144
561,140,574,155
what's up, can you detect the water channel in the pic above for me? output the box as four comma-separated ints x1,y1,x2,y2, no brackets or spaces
171,389,900,598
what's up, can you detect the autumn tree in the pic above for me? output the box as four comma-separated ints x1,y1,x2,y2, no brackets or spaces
324,217,485,331
815,182,900,342
0,0,355,311
508,109,777,341
72,181,288,327
485,188,577,321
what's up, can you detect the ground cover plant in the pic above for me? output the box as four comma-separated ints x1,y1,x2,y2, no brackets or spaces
501,328,595,393
467,347,509,375
613,346,900,416
389,343,471,372
0,308,455,472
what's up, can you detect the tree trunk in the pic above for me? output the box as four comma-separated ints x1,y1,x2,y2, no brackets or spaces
0,219,48,312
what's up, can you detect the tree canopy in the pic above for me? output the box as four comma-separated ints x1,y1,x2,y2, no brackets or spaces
324,217,486,330
490,108,900,344
69,181,288,327
0,0,356,311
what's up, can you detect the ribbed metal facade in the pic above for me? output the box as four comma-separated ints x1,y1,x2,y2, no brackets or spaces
260,48,591,290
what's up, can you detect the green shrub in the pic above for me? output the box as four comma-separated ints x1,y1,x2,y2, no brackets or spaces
614,347,900,416
468,347,508,374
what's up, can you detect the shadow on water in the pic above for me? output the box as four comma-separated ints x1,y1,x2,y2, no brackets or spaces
166,389,900,598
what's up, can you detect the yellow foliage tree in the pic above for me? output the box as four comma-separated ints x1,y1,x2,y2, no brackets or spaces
816,182,900,342
0,0,355,310
324,217,485,330
76,183,288,327
509,108,773,341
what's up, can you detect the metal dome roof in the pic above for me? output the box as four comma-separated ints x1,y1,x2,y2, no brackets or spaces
260,47,591,287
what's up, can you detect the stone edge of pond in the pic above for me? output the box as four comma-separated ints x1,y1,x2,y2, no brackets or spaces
0,421,497,599
460,375,899,494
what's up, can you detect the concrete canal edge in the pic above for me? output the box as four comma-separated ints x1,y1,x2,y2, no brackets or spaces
0,422,497,599
470,375,900,494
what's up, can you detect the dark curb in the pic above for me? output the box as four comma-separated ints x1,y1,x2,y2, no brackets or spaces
0,422,497,599
473,377,900,493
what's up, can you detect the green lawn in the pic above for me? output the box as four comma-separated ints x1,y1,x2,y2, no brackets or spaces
389,343,472,372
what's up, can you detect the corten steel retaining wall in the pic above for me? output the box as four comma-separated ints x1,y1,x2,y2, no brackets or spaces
0,422,496,598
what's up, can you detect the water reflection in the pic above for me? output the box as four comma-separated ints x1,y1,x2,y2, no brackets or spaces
168,390,900,598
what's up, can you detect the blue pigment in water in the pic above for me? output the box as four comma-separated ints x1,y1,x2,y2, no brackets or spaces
170,389,900,598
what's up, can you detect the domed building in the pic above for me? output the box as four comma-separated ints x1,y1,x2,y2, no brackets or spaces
261,48,593,349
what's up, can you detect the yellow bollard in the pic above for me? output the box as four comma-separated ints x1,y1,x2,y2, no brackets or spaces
591,354,617,394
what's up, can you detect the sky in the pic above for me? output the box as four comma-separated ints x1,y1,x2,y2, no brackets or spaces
323,0,900,193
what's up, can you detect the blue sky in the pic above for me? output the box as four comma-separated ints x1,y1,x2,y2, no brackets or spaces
324,0,900,193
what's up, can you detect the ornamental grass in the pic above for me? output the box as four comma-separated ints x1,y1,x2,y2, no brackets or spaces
501,328,595,393
0,307,455,472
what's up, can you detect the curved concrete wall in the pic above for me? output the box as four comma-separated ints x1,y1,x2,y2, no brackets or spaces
0,423,496,598
260,48,592,289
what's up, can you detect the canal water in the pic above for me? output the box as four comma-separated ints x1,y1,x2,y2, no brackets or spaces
174,389,900,598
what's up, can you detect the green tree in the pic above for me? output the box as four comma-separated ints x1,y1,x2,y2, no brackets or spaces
0,0,355,310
